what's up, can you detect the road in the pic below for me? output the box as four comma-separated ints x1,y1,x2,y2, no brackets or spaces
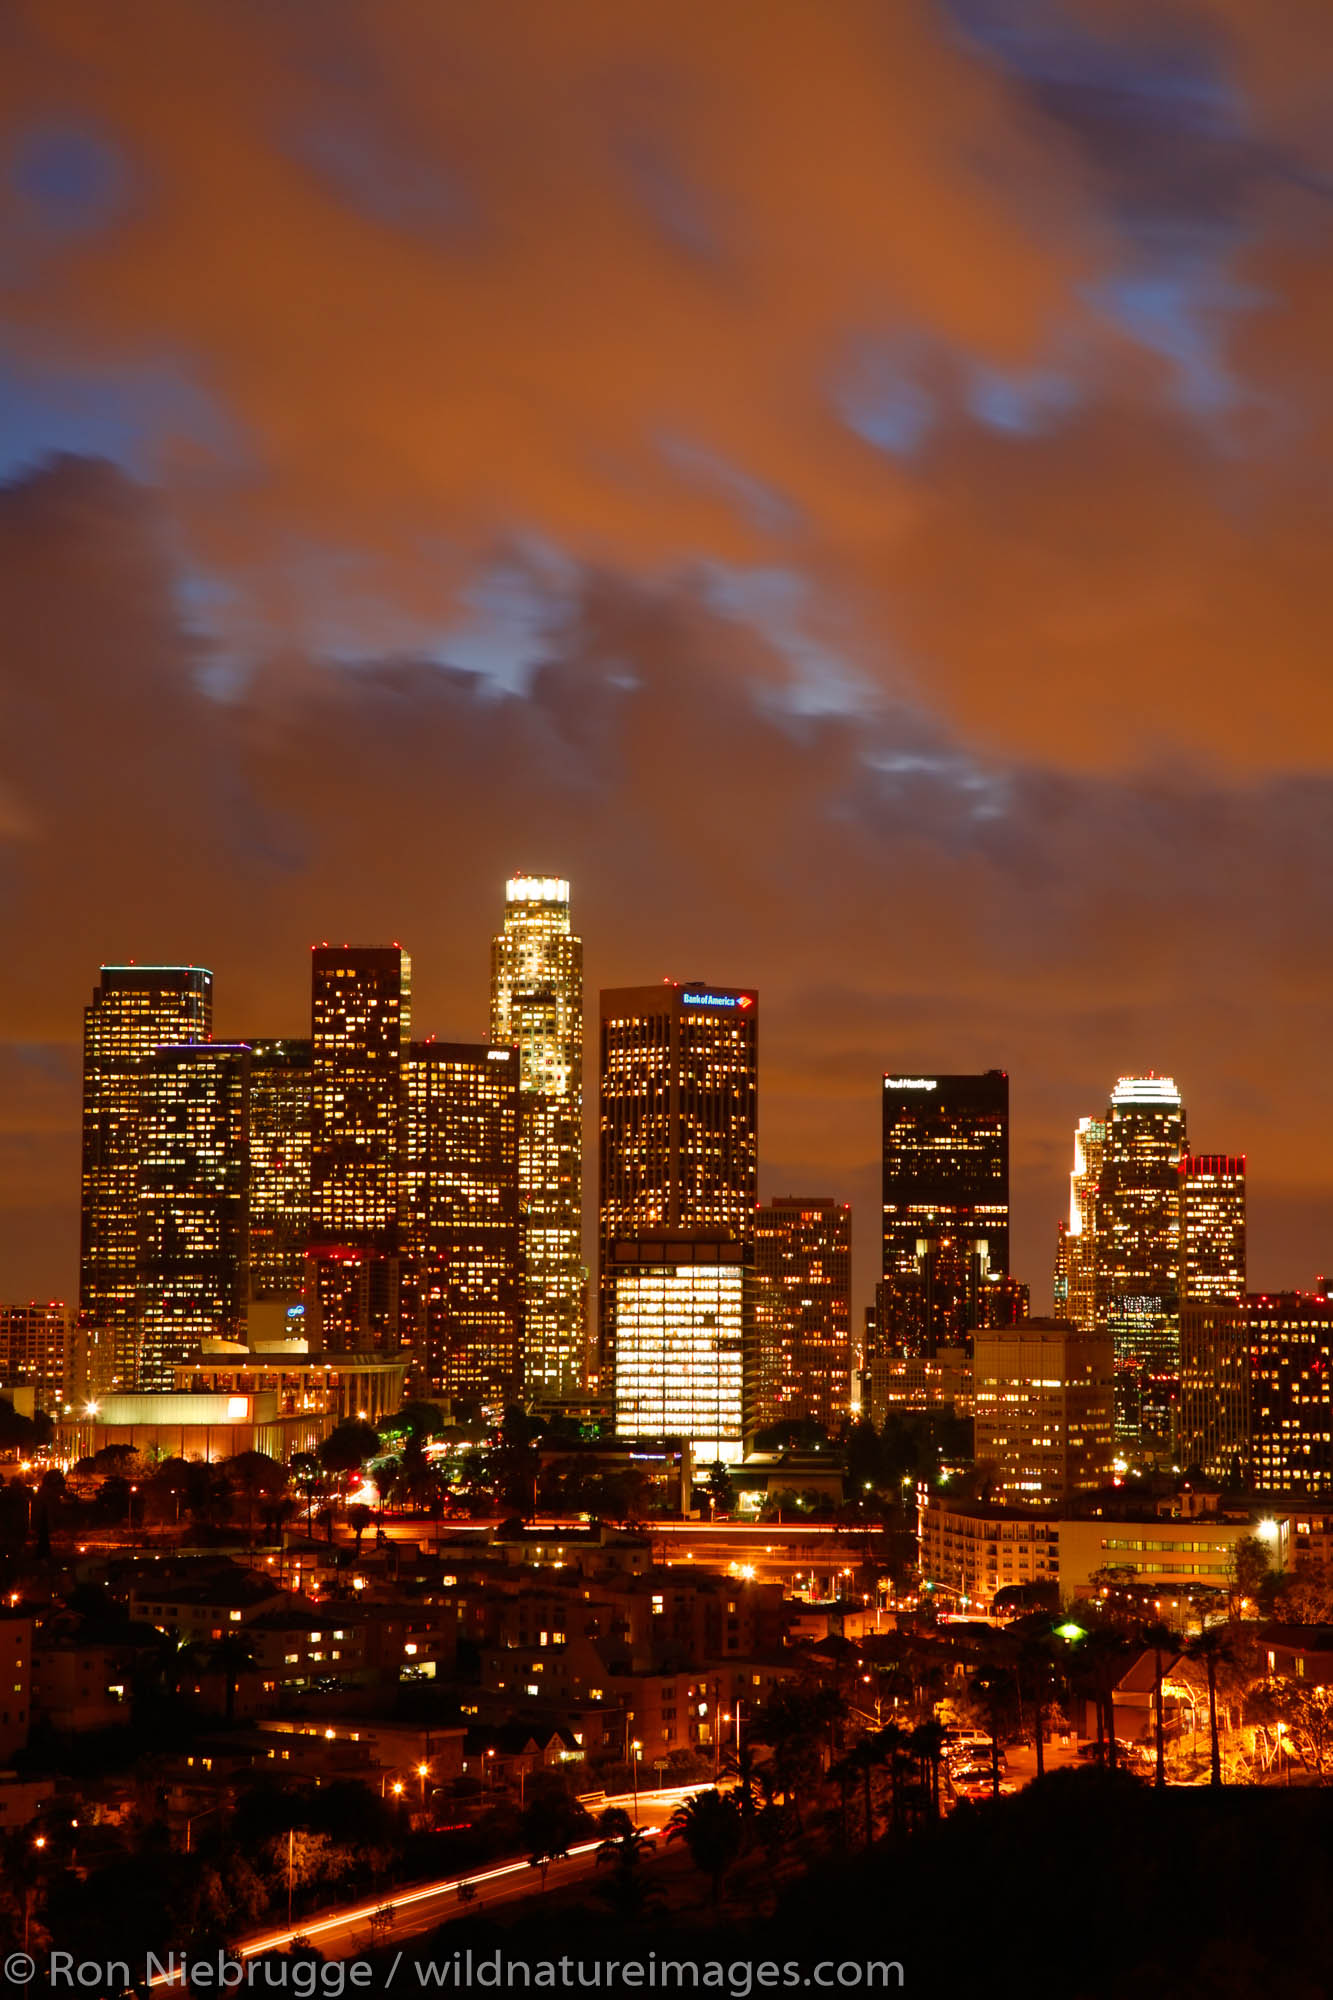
156,1785,707,1978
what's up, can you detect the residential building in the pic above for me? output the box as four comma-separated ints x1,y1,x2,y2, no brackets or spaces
973,1319,1115,1504
0,1302,72,1411
751,1198,851,1432
490,875,584,1399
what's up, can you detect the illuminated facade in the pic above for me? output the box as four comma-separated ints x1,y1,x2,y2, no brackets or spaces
598,982,758,1364
490,875,583,1399
0,1303,72,1411
1179,1298,1251,1484
1179,1153,1246,1303
1064,1115,1105,1335
402,1042,522,1407
751,1198,851,1433
610,1234,749,1462
1244,1293,1333,1494
309,946,411,1354
972,1319,1115,1505
1093,1077,1186,1446
136,1042,251,1391
246,1039,312,1301
79,964,213,1391
880,1071,1009,1353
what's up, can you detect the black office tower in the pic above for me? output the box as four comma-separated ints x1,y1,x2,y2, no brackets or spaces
881,1070,1009,1353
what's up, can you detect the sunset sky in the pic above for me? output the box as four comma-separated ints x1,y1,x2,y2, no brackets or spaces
2,0,1332,1315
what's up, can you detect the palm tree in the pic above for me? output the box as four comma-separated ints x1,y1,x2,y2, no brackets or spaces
718,1737,763,1845
1186,1624,1237,1787
1140,1620,1182,1789
1076,1626,1136,1772
665,1789,742,1905
594,1806,660,1918
909,1718,946,1820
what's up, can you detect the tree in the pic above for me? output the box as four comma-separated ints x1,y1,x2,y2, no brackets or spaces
1267,1680,1333,1779
520,1780,591,1889
594,1807,661,1920
665,1788,742,1904
316,1423,381,1480
1140,1620,1182,1789
1185,1625,1239,1786
1230,1535,1274,1618
221,1451,287,1546
346,1504,373,1555
703,1462,734,1519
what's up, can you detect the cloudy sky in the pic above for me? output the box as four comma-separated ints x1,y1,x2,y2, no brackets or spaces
2,0,1332,1315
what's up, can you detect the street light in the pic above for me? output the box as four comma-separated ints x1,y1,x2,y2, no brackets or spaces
630,1740,642,1823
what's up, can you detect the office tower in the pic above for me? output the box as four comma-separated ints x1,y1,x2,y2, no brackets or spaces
402,1041,522,1408
1065,1115,1105,1333
79,964,213,1390
598,981,758,1363
1052,1221,1070,1316
309,946,411,1354
1243,1292,1333,1493
246,1039,312,1306
1180,1153,1246,1303
490,875,584,1399
610,1233,749,1462
751,1198,851,1433
880,1071,1009,1353
1095,1076,1186,1447
973,1319,1115,1505
1179,1299,1251,1484
136,1042,251,1391
0,1303,72,1411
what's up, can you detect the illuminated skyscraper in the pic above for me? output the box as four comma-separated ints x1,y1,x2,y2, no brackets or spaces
1091,1076,1186,1446
309,946,411,1354
1183,1289,1333,1493
599,981,758,1365
490,876,583,1399
751,1198,851,1433
1052,1220,1070,1316
880,1071,1009,1353
1064,1115,1105,1334
611,1233,749,1462
1179,1153,1246,1303
402,1041,522,1408
136,1042,250,1390
246,1039,312,1303
79,964,213,1390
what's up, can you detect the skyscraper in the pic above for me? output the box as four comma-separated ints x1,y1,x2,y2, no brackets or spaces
402,1041,522,1408
880,1071,1009,1353
490,875,583,1399
79,964,213,1391
1065,1114,1105,1334
1183,1290,1333,1493
1093,1076,1186,1445
598,981,758,1365
973,1319,1115,1505
1179,1153,1246,1303
751,1198,851,1433
246,1039,313,1306
136,1042,250,1391
309,946,411,1354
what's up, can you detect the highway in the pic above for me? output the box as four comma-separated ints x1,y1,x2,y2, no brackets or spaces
152,1785,707,1979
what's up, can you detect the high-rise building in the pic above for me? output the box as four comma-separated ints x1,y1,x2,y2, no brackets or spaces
490,876,584,1400
1092,1077,1186,1446
309,946,411,1354
880,1071,1009,1353
1179,1298,1251,1484
751,1198,851,1434
0,1303,72,1412
973,1319,1115,1505
1052,1220,1070,1316
610,1233,749,1463
1179,1153,1246,1303
246,1039,312,1304
79,964,213,1390
598,981,758,1365
136,1043,250,1391
1065,1115,1105,1334
402,1041,522,1409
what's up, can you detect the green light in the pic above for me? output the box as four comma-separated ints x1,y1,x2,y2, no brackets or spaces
1056,1622,1085,1642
